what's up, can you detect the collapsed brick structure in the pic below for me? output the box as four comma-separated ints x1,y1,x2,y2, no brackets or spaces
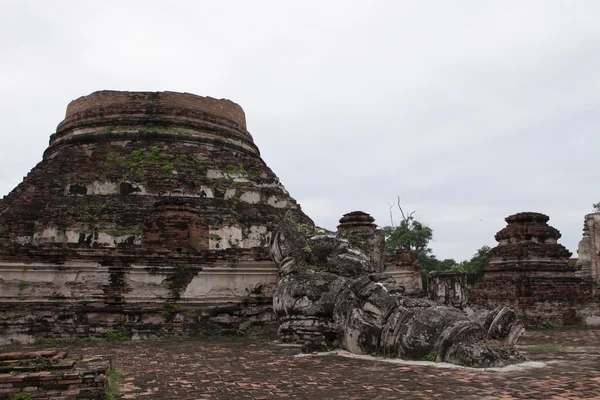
385,249,423,295
0,91,310,343
471,212,600,327
0,350,110,399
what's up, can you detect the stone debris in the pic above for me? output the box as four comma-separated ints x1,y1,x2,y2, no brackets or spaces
271,212,524,367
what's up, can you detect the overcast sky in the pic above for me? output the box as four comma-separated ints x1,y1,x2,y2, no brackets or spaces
1,1,599,261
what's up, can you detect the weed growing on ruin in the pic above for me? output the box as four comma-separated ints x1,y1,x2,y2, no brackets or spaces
106,146,207,180
9,393,33,400
34,337,96,345
164,302,181,311
17,281,28,297
162,302,181,323
103,228,142,237
101,126,117,133
425,351,438,362
106,152,120,164
104,332,130,342
537,320,559,329
224,163,248,178
296,223,315,235
105,369,122,400
235,329,247,337
164,333,185,340
209,233,222,241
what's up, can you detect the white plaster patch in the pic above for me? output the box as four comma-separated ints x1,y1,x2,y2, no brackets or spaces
33,227,140,247
206,169,227,179
199,186,214,198
243,225,269,248
585,315,600,326
267,196,288,208
65,230,81,243
206,168,250,182
33,227,66,244
14,236,32,245
88,181,119,195
224,188,237,200
232,177,250,183
209,226,243,249
241,191,260,204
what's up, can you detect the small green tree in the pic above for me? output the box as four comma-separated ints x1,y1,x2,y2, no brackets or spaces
593,202,600,212
383,197,433,263
383,197,438,286
461,245,491,284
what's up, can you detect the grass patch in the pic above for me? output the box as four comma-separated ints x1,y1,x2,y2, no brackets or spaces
104,332,130,342
105,369,122,400
10,393,33,400
34,337,97,345
537,320,560,330
425,351,438,362
164,333,185,340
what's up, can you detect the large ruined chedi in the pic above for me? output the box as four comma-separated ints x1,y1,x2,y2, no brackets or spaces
471,212,599,326
0,91,309,343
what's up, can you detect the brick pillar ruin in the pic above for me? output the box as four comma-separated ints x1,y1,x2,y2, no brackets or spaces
428,271,468,307
384,249,423,295
337,211,385,272
576,213,600,284
471,212,599,327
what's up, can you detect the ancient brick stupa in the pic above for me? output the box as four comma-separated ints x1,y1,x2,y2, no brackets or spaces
471,212,596,326
0,90,309,343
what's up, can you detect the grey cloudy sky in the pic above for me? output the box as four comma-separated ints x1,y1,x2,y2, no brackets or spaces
1,1,599,261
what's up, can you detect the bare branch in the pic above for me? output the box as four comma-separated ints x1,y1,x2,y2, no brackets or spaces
395,196,416,225
388,202,395,227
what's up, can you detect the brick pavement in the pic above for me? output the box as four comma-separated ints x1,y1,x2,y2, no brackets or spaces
2,327,599,399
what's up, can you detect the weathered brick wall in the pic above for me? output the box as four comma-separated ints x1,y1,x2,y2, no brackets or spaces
471,274,599,326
